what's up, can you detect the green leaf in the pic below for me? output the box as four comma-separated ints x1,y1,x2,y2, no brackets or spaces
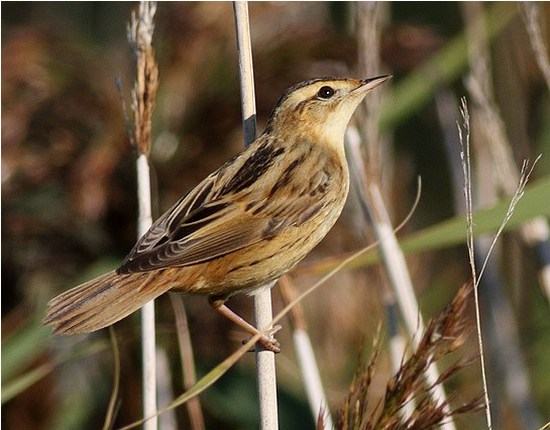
1,320,50,383
1,339,107,404
306,175,550,273
1,363,53,403
1,258,119,384
400,175,550,254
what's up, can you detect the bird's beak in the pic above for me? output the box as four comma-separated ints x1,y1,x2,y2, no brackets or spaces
355,74,392,93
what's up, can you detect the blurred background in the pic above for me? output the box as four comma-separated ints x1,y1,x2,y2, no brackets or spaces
2,2,549,429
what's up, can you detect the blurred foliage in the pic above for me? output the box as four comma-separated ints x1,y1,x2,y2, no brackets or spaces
300,175,550,275
2,2,549,430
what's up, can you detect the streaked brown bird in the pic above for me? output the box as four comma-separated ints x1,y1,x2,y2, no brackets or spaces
44,75,390,351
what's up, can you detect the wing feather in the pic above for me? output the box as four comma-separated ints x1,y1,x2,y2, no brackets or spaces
130,174,217,255
121,216,273,272
117,140,333,275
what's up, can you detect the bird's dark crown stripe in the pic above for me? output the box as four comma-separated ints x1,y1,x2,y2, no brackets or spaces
276,77,349,106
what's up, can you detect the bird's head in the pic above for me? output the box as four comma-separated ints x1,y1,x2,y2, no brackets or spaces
265,76,391,147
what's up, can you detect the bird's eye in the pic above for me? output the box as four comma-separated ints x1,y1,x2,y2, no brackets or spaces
317,86,335,99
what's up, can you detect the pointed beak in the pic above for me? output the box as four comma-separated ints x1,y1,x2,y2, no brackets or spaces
356,74,392,93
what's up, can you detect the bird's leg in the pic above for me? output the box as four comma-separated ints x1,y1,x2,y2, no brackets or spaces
208,296,281,353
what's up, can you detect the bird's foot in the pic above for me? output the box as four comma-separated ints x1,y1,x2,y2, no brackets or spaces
244,324,282,353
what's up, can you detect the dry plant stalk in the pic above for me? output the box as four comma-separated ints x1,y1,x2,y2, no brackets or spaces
347,127,455,430
347,126,420,420
522,2,550,91
128,1,159,156
337,284,483,430
232,2,278,429
279,276,334,429
356,1,391,183
127,2,160,429
458,97,492,430
129,3,203,428
169,294,205,430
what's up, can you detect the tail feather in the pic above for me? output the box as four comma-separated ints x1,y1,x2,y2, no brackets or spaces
44,270,172,334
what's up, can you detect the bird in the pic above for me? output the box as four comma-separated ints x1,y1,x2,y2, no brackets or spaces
44,75,391,352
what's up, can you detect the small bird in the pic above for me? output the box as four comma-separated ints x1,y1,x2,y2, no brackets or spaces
44,75,390,351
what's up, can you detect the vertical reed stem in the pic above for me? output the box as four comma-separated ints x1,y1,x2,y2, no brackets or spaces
254,287,279,430
367,183,455,430
233,2,278,429
137,154,157,430
346,128,455,430
279,277,333,428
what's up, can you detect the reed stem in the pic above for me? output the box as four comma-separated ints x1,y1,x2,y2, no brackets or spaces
233,2,278,429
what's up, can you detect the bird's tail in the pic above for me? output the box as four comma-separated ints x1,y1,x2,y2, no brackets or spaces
44,269,172,334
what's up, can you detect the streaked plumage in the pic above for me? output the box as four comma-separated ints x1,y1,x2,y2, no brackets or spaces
44,76,390,347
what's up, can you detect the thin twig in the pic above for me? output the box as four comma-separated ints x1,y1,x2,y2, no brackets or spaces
457,98,491,430
476,157,541,284
232,2,278,429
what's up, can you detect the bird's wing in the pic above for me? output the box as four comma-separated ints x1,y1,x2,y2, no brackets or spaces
117,152,331,274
